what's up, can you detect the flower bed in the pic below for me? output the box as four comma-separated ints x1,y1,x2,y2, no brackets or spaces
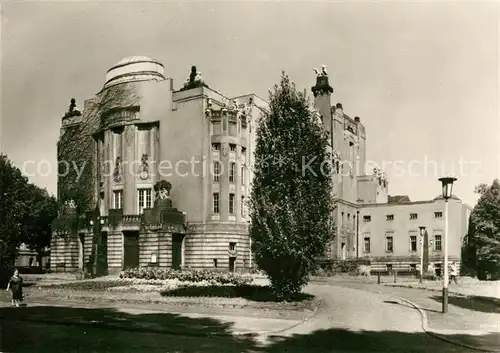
119,268,253,286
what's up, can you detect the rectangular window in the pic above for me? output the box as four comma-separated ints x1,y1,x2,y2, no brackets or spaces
113,190,123,209
435,235,442,251
211,143,220,151
410,264,417,272
213,193,220,214
137,188,152,213
410,213,418,220
229,143,236,152
386,236,394,252
386,264,393,272
229,242,236,251
213,259,218,268
229,162,236,183
241,166,245,185
363,237,370,253
386,214,394,221
241,147,246,157
363,215,371,222
410,236,417,252
229,193,235,214
213,161,220,182
241,196,245,216
434,211,443,218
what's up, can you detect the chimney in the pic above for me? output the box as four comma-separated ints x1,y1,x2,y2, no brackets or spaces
354,116,360,123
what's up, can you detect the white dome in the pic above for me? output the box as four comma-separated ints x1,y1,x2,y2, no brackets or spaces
104,56,165,88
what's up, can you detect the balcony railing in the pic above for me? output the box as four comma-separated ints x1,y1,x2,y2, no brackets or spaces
122,215,142,225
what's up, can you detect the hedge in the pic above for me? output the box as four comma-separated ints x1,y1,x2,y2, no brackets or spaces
119,267,253,286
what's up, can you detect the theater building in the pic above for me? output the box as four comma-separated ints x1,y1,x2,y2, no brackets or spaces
50,58,471,275
51,56,268,274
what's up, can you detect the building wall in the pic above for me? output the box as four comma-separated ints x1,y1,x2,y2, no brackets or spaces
52,57,261,273
358,198,469,271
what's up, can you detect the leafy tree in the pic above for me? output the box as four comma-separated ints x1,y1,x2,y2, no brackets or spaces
0,154,31,265
464,179,500,279
21,183,58,270
249,72,335,301
0,154,57,275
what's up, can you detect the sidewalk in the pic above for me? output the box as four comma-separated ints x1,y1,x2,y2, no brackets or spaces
385,280,500,304
343,282,500,352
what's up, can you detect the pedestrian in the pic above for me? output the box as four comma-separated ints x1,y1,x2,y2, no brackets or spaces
449,262,458,285
5,268,23,307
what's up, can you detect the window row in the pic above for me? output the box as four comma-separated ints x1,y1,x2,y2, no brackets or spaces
362,211,443,222
362,235,442,253
212,161,245,184
111,188,154,213
211,143,246,156
213,193,246,216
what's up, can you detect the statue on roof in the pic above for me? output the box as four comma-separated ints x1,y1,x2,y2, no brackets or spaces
311,64,334,97
313,64,328,77
63,98,82,120
181,65,209,91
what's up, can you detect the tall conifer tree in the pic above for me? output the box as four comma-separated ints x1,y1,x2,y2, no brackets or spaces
249,73,335,300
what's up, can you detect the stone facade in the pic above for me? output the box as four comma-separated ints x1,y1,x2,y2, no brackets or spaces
51,57,268,274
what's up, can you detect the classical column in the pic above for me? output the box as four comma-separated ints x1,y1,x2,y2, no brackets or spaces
123,125,136,213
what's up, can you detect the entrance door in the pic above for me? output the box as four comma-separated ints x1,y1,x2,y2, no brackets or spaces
123,231,139,269
172,234,184,270
78,233,85,270
341,243,346,260
97,232,108,276
229,257,236,272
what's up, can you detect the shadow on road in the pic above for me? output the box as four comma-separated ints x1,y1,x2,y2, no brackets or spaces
429,295,500,314
1,305,497,352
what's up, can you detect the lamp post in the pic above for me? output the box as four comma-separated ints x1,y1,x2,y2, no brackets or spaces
419,226,426,283
356,210,360,259
438,176,457,314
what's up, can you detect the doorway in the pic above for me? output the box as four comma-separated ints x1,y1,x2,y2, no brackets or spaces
97,232,108,276
123,231,139,269
172,234,184,270
229,257,236,272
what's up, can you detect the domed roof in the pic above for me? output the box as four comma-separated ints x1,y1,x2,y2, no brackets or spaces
110,56,164,70
104,56,165,89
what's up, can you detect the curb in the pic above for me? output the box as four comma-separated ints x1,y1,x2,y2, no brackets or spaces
394,296,500,353
234,298,322,336
337,284,499,353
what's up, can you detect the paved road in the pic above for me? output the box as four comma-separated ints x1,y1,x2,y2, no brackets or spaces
1,283,478,353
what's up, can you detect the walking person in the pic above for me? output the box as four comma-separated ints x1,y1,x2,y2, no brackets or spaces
5,269,23,307
449,261,459,285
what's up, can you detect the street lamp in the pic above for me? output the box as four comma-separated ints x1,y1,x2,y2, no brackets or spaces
438,176,457,314
419,226,426,283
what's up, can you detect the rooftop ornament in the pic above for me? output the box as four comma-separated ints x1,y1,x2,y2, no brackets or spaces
181,66,209,91
311,64,334,97
62,98,82,120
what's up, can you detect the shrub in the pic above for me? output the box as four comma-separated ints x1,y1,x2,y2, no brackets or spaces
119,268,253,286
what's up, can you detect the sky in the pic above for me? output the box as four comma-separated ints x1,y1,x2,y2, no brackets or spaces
1,1,498,208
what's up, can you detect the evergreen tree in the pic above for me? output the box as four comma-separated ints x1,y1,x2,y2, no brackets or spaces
465,179,500,279
249,73,335,300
